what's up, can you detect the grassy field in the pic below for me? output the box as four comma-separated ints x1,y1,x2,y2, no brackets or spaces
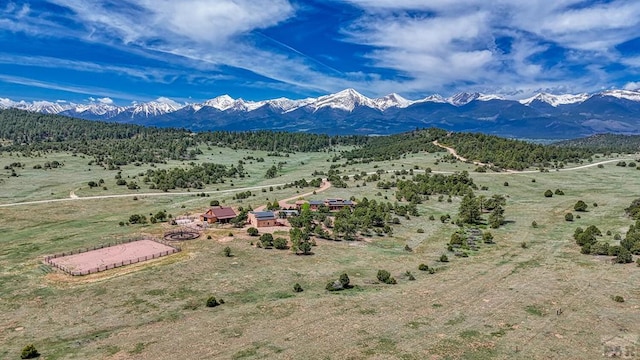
1,148,639,359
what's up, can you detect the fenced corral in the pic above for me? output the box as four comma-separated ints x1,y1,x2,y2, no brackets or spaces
163,228,201,241
44,238,181,276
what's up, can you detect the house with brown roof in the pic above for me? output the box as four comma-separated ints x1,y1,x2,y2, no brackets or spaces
248,211,279,227
200,206,237,224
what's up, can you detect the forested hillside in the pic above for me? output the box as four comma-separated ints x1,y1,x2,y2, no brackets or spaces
0,109,366,165
341,128,596,170
3,110,631,171
437,132,595,170
554,133,640,154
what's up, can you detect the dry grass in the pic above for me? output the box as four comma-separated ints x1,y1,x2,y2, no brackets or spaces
1,150,640,359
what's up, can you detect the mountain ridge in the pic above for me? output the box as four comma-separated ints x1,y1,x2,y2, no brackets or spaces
2,88,640,138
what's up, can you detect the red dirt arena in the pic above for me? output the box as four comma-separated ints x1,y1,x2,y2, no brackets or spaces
46,239,178,275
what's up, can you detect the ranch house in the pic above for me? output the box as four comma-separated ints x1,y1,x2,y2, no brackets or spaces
248,211,278,227
200,206,237,224
296,198,356,212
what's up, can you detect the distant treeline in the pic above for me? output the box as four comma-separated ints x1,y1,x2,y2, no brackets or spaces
341,128,446,162
436,132,595,170
340,128,596,170
0,109,367,165
2,109,636,171
554,133,640,154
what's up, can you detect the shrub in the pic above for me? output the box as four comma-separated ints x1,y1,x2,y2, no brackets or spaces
223,246,232,257
439,254,449,262
206,296,220,307
247,227,259,236
565,213,574,221
480,231,492,243
521,241,529,249
377,269,396,284
428,215,435,221
416,228,425,233
404,244,413,252
554,189,564,195
259,233,274,248
21,344,39,359
616,248,633,263
418,263,429,271
339,273,351,288
503,181,509,186
405,271,416,281
207,235,212,240
293,283,303,293
531,221,538,228
273,237,288,250
544,190,553,197
613,295,625,303
210,200,220,206
574,200,588,212
614,233,622,240
637,258,640,267
428,267,436,274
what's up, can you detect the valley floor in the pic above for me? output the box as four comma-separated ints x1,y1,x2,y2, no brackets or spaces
1,148,639,359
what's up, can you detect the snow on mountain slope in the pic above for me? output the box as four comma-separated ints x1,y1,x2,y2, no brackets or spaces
202,95,236,111
0,98,15,109
519,92,590,107
71,103,122,116
373,93,412,110
417,94,447,104
129,100,184,118
600,89,640,102
447,92,481,106
311,88,378,112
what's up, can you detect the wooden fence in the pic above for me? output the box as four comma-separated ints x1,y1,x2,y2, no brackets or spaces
43,237,181,276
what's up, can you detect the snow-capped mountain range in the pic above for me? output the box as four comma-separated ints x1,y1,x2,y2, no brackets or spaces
2,88,640,138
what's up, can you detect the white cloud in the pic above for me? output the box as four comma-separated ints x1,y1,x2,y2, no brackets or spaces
339,0,640,95
155,96,180,107
624,82,640,90
97,97,113,104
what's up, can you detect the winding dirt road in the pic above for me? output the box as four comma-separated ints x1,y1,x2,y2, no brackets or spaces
432,140,633,174
1,146,632,208
253,179,332,212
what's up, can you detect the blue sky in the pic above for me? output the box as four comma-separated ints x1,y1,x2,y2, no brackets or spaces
1,0,640,105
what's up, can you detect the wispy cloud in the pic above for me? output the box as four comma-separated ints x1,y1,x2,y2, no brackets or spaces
0,74,141,101
340,0,640,96
0,0,639,100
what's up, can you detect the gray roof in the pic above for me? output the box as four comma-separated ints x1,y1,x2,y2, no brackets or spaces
251,211,277,220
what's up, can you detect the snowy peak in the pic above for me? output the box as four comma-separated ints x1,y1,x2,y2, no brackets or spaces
70,103,122,116
203,95,236,111
418,94,447,104
373,93,412,110
446,92,505,106
312,88,378,112
519,92,590,107
13,100,72,114
201,95,267,112
448,92,481,106
267,97,314,112
0,98,16,109
129,100,184,118
600,89,640,102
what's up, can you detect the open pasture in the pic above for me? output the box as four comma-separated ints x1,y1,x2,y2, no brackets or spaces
1,147,639,359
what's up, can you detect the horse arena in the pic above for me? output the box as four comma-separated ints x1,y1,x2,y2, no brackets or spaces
45,238,180,276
